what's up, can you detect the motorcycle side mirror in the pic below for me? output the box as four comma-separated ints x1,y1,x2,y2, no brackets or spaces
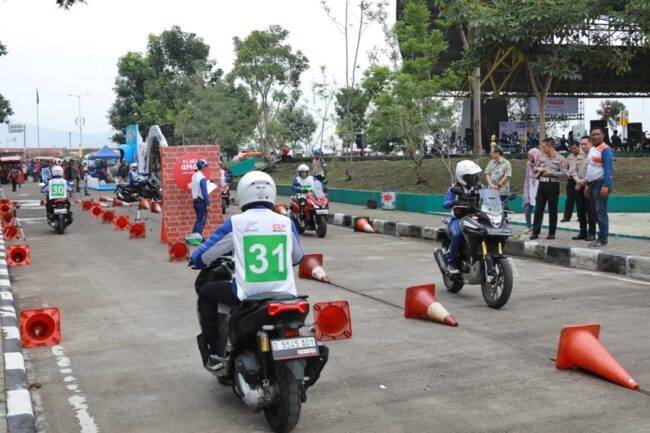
39,183,46,187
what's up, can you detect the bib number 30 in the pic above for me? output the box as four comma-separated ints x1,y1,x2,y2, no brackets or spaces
50,183,65,198
244,235,288,282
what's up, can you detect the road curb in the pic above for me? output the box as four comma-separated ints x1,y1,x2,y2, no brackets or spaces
0,239,37,433
327,212,650,281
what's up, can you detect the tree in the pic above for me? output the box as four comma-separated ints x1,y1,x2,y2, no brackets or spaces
175,78,258,155
230,26,309,160
309,66,337,153
56,0,83,7
0,43,11,123
275,104,317,156
597,100,627,132
334,86,370,144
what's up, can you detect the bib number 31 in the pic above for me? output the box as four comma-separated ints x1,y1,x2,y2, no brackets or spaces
244,235,288,282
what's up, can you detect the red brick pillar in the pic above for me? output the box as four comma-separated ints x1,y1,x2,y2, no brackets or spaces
160,146,223,243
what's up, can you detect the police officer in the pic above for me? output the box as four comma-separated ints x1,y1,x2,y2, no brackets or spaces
561,141,581,222
530,138,566,240
191,159,210,239
572,135,596,241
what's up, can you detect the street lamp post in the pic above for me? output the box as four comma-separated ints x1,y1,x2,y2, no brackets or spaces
68,93,89,157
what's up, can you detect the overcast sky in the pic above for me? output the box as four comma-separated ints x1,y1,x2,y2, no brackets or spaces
0,0,648,145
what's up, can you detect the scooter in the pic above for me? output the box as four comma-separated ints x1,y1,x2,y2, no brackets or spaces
194,257,329,433
434,188,516,309
289,180,329,238
45,197,73,235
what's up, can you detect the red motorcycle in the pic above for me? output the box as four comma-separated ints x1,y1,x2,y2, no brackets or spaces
289,181,329,238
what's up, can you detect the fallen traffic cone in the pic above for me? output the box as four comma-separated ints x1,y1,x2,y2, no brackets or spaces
313,301,352,341
114,215,130,230
19,307,61,348
274,204,288,216
7,244,31,267
556,323,639,390
169,242,189,261
91,204,103,217
299,253,330,283
113,198,125,207
404,284,458,327
82,200,93,210
99,194,111,202
139,198,150,210
129,221,146,239
354,217,374,233
151,201,162,214
3,225,19,240
101,210,115,223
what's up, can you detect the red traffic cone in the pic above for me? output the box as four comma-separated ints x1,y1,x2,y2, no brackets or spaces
129,221,146,239
2,212,14,224
101,210,115,223
160,219,169,244
313,301,352,341
114,215,130,230
90,204,103,217
82,200,93,210
404,284,458,327
0,199,9,205
3,225,19,240
556,324,639,390
7,244,31,267
274,204,288,216
139,198,151,210
354,217,374,233
299,253,330,283
169,242,189,261
151,201,162,214
19,307,61,348
0,203,11,215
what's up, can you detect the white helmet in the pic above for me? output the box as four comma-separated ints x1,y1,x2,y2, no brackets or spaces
130,163,138,169
455,160,482,186
51,166,64,178
237,171,276,210
297,164,309,175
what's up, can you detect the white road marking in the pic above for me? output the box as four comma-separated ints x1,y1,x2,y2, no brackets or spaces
4,352,26,371
6,389,34,417
3,326,20,339
515,259,650,287
1,291,13,300
51,345,99,433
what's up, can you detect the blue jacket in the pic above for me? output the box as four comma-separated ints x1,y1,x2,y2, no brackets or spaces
601,147,614,189
442,184,481,217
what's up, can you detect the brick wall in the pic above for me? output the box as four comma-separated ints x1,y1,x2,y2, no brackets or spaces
160,145,223,243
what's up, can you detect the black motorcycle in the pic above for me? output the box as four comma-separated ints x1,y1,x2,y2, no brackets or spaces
46,197,73,235
194,257,329,433
434,188,516,309
115,176,162,203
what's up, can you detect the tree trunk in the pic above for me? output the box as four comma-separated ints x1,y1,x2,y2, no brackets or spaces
537,93,546,146
411,152,428,185
472,67,482,158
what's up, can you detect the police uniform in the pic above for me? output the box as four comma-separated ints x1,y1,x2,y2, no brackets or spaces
531,152,565,237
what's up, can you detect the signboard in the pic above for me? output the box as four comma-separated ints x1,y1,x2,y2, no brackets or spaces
530,97,579,115
172,153,211,189
8,124,25,134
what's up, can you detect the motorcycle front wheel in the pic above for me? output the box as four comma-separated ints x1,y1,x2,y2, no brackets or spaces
443,272,464,293
263,363,302,433
481,257,513,309
315,215,327,238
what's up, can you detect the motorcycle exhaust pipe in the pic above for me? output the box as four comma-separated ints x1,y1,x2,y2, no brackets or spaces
433,248,449,275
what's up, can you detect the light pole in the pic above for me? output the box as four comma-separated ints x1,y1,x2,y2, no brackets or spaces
68,93,89,158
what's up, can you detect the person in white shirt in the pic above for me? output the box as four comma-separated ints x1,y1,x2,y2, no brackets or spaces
190,159,210,239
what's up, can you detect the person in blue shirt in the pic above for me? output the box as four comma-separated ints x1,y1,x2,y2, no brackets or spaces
442,160,483,274
40,163,52,184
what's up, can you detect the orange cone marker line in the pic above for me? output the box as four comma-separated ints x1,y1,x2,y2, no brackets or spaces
354,217,374,233
298,253,330,283
556,323,639,390
404,284,458,327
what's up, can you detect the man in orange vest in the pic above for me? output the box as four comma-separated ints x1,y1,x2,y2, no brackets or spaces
585,127,614,247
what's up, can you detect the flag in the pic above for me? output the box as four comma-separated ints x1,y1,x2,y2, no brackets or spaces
36,90,39,105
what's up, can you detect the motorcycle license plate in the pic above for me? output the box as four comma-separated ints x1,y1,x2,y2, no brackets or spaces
315,209,329,215
53,208,68,214
270,337,318,361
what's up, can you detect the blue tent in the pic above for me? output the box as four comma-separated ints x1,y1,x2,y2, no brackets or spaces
89,145,120,160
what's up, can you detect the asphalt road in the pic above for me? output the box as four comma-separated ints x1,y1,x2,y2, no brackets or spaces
7,183,650,433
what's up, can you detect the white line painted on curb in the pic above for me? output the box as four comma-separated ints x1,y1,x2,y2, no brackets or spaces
0,268,8,275
1,306,16,318
6,389,34,417
3,325,20,339
0,278,10,287
4,352,26,371
51,345,99,433
1,291,13,300
518,259,650,287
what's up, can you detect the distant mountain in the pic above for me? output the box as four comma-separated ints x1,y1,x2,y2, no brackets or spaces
0,123,114,149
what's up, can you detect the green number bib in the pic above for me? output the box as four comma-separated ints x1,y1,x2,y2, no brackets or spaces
50,182,66,199
243,235,288,283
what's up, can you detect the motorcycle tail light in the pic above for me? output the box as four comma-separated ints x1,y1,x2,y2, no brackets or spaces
267,300,309,317
284,329,300,338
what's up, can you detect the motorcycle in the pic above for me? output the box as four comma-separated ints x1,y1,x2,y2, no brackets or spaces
115,176,162,203
289,180,329,238
194,257,329,433
434,188,516,309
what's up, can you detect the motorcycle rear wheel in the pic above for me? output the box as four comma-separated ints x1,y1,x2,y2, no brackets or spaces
56,216,65,235
481,258,513,309
263,363,302,433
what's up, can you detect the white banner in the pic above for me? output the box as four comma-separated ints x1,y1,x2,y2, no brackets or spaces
530,97,579,115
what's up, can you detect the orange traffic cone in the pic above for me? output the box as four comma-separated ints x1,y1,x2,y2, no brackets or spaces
404,284,458,327
2,212,14,224
169,242,189,261
299,253,330,283
3,225,19,240
99,194,111,202
129,221,146,239
101,210,115,223
82,200,93,210
114,215,130,231
19,307,61,348
139,198,151,210
274,204,288,216
160,219,169,243
354,217,374,233
90,205,103,217
151,201,162,214
0,203,12,214
7,244,31,267
313,301,352,341
113,198,126,207
556,323,639,390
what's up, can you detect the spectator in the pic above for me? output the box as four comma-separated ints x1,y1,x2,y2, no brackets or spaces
585,127,614,247
484,146,512,194
8,165,19,192
41,163,52,184
523,148,542,233
610,130,622,151
312,149,327,184
572,135,596,241
530,137,565,240
561,142,580,222
559,135,568,151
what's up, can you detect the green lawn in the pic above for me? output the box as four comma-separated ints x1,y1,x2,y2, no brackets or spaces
269,156,650,195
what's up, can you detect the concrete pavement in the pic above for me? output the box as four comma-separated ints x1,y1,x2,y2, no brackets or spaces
4,183,650,433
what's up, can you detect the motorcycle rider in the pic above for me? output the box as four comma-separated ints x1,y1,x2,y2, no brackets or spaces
442,160,483,274
190,171,304,371
291,164,314,194
41,165,73,217
127,163,141,186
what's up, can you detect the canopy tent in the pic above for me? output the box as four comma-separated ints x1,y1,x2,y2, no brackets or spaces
89,145,120,160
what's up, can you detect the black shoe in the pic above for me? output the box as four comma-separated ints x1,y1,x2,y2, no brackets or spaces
572,233,587,240
560,218,570,223
530,233,539,240
585,235,596,241
546,234,555,240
